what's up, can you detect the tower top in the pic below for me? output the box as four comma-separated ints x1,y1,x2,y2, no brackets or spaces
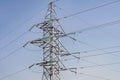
45,1,57,20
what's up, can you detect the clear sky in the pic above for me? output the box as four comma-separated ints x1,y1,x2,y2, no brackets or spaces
0,0,120,80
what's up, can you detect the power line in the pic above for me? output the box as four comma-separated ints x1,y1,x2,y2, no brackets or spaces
68,36,120,58
0,47,23,62
0,8,46,42
56,5,94,26
0,31,28,50
81,59,120,72
78,72,110,80
67,54,120,74
78,20,120,33
58,1,120,59
62,50,120,62
0,63,44,80
0,23,28,42
81,50,120,58
79,62,120,69
1,0,120,52
66,19,120,34
60,18,120,47
0,68,27,80
59,0,120,19
29,68,43,73
62,46,120,54
80,45,120,54
23,46,41,52
59,41,80,59
1,67,109,80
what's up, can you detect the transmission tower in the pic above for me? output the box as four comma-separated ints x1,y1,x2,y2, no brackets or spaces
24,1,79,80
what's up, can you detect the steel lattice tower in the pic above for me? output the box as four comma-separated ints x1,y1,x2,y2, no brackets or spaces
26,1,66,80
41,2,62,80
24,1,79,80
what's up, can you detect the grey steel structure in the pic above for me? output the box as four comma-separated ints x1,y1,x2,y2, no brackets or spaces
28,2,65,80
24,1,78,80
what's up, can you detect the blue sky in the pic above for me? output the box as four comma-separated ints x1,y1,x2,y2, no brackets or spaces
0,0,120,80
